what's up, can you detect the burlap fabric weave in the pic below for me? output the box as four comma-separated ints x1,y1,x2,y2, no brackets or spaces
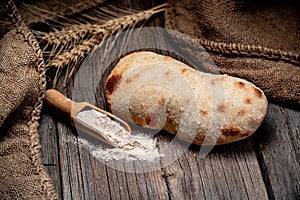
0,0,58,199
165,0,300,107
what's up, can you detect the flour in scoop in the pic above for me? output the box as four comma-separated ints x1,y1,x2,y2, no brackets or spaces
76,109,162,161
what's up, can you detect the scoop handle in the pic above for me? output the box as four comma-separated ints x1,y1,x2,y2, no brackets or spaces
44,89,74,120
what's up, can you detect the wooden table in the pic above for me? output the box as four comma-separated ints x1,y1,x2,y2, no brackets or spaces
39,1,300,199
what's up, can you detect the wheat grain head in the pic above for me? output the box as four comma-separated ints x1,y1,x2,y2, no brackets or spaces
46,3,166,86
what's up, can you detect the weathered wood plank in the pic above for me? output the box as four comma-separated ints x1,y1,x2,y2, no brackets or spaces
255,104,300,199
77,147,112,200
57,121,86,200
39,113,58,165
158,134,269,200
39,113,62,197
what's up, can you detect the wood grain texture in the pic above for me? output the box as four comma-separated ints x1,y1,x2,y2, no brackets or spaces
37,0,300,199
39,113,58,165
39,113,62,198
254,105,300,199
157,135,268,200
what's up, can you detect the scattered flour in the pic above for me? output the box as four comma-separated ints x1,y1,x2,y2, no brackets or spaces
75,109,162,161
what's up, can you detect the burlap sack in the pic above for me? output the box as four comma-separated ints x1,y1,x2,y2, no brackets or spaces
165,0,300,107
0,0,58,199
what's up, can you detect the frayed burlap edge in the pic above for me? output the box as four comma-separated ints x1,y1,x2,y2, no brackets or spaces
165,3,300,66
21,26,59,199
7,0,58,199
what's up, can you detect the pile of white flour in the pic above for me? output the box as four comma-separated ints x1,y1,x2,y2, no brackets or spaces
76,109,162,161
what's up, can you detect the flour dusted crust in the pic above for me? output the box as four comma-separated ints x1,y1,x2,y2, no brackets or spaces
105,51,268,145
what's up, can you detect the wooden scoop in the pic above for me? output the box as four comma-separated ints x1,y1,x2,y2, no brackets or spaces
44,89,131,148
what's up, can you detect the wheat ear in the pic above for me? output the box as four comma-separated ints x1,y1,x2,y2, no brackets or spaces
48,3,166,86
47,3,166,67
42,3,166,47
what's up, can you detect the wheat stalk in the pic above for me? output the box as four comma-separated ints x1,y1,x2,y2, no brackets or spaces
42,3,166,47
46,3,166,86
51,38,99,68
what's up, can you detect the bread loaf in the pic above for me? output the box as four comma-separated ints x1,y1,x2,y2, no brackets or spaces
105,51,268,145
